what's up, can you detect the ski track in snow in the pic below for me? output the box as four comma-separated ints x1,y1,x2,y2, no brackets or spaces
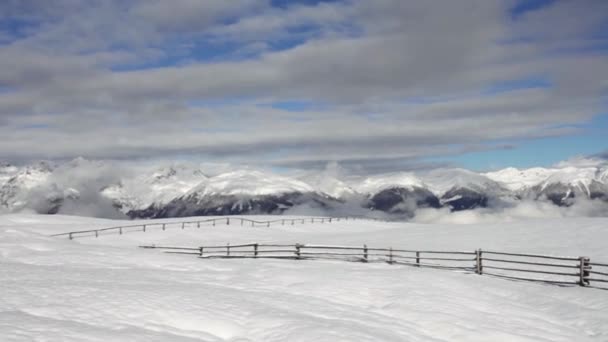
1,214,607,341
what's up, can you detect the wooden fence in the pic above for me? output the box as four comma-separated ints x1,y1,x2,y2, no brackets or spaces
140,243,608,289
50,216,377,240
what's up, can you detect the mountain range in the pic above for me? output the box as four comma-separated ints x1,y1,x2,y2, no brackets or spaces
1,158,607,219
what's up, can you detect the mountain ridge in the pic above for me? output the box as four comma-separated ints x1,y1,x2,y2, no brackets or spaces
1,158,607,218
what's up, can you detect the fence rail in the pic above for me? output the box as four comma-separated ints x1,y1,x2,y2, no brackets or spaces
139,243,608,289
50,216,375,240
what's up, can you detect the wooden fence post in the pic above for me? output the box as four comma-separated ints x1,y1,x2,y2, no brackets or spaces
95,230,98,238
226,218,230,225
254,243,258,258
241,219,244,226
199,247,204,257
579,257,591,286
69,232,73,240
119,227,122,235
181,222,184,230
388,248,394,264
143,224,146,232
197,222,200,228
226,243,230,257
363,244,368,262
295,244,301,259
282,219,285,225
329,218,332,223
291,220,295,225
213,219,216,226
162,224,166,231
416,251,420,267
267,221,270,227
251,221,254,227
476,249,483,275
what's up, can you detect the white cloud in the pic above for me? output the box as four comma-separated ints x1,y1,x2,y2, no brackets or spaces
0,0,606,169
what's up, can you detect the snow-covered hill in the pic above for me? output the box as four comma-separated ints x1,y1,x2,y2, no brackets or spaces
1,158,608,219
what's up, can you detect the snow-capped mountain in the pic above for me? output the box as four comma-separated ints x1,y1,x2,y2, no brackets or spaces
484,167,559,192
421,169,511,211
1,158,607,219
352,173,441,215
486,164,608,206
143,170,336,218
298,173,356,200
102,164,208,215
0,161,55,212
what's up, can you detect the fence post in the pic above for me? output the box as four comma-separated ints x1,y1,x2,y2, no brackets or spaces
241,219,244,226
254,243,258,258
213,219,216,226
295,244,301,259
226,243,230,257
69,232,73,240
251,221,254,227
181,222,184,230
162,224,166,231
143,224,146,232
388,248,393,264
329,218,332,223
197,221,200,228
363,244,368,262
199,247,204,257
267,221,270,227
119,227,123,235
226,218,230,225
579,257,591,286
95,230,98,238
302,219,305,224
416,251,420,267
291,220,295,225
475,249,483,275
282,219,285,225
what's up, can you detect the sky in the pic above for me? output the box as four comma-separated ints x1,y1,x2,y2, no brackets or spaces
0,0,607,174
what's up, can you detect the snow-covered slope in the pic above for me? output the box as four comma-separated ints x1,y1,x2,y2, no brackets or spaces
1,214,607,341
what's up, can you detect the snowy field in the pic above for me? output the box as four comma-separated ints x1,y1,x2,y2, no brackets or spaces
1,214,608,341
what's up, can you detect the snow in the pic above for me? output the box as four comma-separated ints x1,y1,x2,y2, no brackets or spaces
186,170,315,197
102,165,208,211
484,164,608,195
298,173,356,199
1,213,607,341
420,168,505,195
484,167,559,191
539,167,599,196
355,172,427,194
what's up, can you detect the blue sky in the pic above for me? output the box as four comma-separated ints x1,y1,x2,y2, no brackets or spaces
434,113,608,171
0,0,606,173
